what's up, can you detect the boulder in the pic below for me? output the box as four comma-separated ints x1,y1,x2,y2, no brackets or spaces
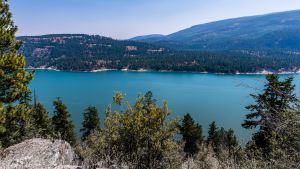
0,138,79,169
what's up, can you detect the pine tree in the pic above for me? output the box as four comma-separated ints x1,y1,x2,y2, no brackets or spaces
80,106,100,141
0,104,33,147
179,113,203,156
242,74,299,156
0,0,33,104
218,127,226,141
207,121,218,146
0,0,34,148
206,121,239,154
52,98,76,146
225,129,238,155
32,102,53,138
213,127,238,154
215,127,226,151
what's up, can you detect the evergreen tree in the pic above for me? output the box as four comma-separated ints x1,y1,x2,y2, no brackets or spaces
0,104,33,147
214,127,238,154
179,113,203,156
242,74,299,156
0,0,34,147
31,102,53,138
80,106,100,141
207,121,218,146
0,0,33,104
215,127,226,151
218,127,226,142
52,98,76,146
205,121,239,154
225,129,238,155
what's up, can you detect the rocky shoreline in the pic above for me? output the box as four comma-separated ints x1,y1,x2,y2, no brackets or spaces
27,67,300,75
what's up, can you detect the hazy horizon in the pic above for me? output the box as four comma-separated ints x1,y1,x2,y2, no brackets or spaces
10,0,300,39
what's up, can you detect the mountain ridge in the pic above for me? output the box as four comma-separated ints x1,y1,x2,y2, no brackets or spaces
130,9,300,50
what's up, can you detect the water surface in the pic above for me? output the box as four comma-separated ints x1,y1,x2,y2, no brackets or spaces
30,70,299,141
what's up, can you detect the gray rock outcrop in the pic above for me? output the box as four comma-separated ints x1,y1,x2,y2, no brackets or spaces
0,138,79,169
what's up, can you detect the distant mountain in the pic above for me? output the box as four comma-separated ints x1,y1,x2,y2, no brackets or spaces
130,34,165,42
131,10,300,50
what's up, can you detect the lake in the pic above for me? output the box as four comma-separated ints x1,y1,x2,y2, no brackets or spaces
29,70,300,142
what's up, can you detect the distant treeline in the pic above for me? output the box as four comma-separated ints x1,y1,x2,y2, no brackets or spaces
18,34,300,73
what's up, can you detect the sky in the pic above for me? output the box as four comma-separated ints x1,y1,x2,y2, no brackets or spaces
10,0,300,39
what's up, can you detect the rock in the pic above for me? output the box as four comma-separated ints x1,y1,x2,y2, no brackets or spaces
0,138,80,169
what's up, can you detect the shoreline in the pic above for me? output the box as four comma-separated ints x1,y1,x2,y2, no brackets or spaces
27,67,300,75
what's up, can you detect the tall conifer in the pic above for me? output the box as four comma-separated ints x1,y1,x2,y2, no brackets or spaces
243,74,299,156
179,113,203,156
0,0,33,104
0,0,34,147
52,98,76,146
81,106,100,141
32,102,53,137
207,121,218,146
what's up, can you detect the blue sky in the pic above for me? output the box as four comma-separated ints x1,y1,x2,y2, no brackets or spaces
10,0,300,39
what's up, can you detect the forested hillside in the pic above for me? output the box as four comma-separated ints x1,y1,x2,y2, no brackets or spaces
131,10,300,50
19,34,300,73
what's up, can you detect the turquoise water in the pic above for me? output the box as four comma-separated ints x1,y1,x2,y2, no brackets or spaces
29,70,299,142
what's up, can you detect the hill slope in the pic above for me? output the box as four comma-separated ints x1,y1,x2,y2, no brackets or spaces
131,10,300,50
18,34,300,73
130,34,165,42
18,34,169,71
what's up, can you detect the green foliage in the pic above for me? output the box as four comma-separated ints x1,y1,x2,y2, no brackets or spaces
207,121,218,146
0,104,34,147
0,2,299,163
112,91,124,106
0,103,6,147
143,91,156,108
118,92,179,168
18,34,300,73
52,98,76,146
80,106,100,141
78,92,180,169
242,74,300,157
0,0,20,52
214,127,238,155
0,0,35,147
207,121,238,155
31,102,53,138
0,103,6,135
0,0,33,104
0,92,54,148
178,113,203,156
135,10,300,51
224,128,238,154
